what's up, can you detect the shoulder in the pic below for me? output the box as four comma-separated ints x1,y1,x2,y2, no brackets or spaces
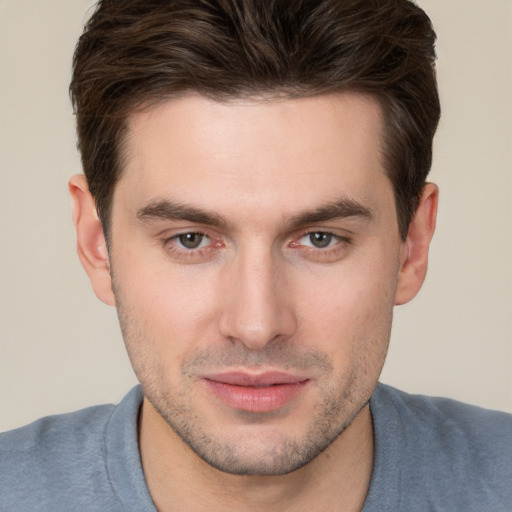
0,403,115,510
369,383,512,511
0,387,144,511
372,384,512,455
373,382,512,441
0,401,115,451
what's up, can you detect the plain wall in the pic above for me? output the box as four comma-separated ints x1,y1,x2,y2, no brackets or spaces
0,0,511,432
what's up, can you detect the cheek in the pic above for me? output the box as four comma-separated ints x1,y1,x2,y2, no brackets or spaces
112,272,206,393
113,259,223,352
296,251,397,358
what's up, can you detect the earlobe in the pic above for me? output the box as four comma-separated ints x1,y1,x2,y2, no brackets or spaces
68,174,116,306
394,183,438,306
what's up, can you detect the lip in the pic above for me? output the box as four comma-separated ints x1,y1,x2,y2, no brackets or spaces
202,371,309,413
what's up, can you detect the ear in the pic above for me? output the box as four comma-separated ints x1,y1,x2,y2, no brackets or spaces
69,174,116,306
394,183,438,306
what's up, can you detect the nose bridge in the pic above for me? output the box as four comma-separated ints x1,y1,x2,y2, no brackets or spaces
219,241,296,349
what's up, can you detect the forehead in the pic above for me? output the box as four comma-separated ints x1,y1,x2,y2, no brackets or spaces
115,93,391,221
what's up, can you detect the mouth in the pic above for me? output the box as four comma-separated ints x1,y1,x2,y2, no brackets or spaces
202,371,310,413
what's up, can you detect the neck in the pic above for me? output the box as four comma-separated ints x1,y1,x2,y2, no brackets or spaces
139,400,374,512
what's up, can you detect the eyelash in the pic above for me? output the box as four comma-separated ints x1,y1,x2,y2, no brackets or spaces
161,230,352,262
290,231,353,262
162,232,219,260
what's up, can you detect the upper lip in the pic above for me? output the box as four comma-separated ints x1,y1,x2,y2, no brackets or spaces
203,371,309,387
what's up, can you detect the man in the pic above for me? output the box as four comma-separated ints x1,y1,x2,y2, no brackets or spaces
1,0,510,510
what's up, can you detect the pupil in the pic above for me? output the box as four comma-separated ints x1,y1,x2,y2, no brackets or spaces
179,233,203,249
310,232,331,248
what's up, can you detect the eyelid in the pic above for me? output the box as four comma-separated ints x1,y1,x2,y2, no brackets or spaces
298,232,338,249
158,226,352,264
288,229,353,263
289,228,352,247
164,230,213,248
161,229,225,263
172,232,211,250
157,224,220,241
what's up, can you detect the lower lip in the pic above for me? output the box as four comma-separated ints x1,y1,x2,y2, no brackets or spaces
204,380,309,413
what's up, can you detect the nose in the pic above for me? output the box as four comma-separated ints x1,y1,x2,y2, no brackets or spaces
218,246,297,350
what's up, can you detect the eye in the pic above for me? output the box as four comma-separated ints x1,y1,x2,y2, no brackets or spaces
174,232,210,249
289,230,352,263
161,230,223,263
300,232,338,249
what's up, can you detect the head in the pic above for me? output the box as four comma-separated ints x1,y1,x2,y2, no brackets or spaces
69,0,439,476
71,0,439,242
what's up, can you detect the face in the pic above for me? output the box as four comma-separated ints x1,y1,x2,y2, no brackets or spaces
107,93,405,475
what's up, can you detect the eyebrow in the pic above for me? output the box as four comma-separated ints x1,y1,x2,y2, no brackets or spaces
287,198,374,228
136,196,373,229
136,199,227,227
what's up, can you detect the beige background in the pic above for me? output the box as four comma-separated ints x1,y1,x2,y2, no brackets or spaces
0,0,511,432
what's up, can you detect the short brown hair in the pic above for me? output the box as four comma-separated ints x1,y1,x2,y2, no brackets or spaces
70,0,440,240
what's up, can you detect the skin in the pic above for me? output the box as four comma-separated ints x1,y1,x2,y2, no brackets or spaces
70,93,437,511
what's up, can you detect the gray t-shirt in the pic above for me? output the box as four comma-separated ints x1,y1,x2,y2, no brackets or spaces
1,384,511,511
